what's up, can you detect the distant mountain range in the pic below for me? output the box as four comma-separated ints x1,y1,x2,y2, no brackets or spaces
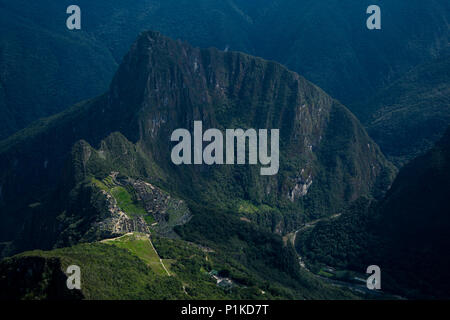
1,0,449,165
360,56,450,166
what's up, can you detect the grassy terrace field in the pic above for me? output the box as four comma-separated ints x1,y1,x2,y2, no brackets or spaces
112,187,147,216
102,233,169,276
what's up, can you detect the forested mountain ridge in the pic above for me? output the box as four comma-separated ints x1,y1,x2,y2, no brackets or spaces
297,126,450,298
360,56,450,166
0,31,394,250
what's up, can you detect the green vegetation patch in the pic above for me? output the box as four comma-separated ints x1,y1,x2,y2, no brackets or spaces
12,243,184,300
110,186,147,217
103,233,168,276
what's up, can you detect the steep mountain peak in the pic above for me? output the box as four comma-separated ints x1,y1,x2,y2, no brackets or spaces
0,31,394,249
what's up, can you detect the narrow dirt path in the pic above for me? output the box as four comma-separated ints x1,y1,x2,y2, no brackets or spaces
147,235,171,276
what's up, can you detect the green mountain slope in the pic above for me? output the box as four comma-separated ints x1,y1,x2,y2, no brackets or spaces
0,232,360,300
0,2,118,139
297,126,450,298
359,56,450,166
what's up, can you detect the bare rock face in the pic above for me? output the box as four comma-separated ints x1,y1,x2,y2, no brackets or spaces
288,177,313,202
288,168,314,202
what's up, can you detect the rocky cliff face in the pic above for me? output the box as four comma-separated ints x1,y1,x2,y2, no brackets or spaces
0,31,395,250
